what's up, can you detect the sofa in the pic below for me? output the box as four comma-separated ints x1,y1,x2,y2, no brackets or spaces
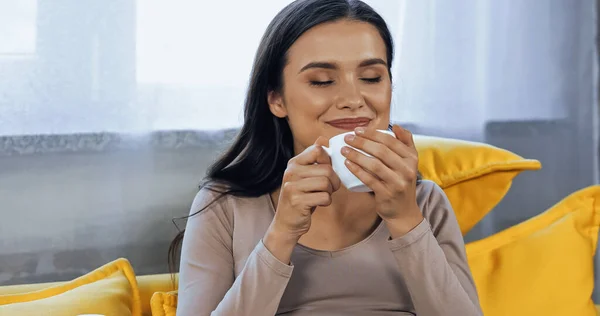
1,271,597,316
0,272,174,316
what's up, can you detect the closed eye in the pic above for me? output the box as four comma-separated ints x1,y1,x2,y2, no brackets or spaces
309,80,334,87
361,77,382,83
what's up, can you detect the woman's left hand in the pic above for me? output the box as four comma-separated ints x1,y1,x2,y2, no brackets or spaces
342,124,424,238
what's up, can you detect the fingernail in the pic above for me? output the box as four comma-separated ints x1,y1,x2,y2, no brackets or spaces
341,147,350,155
345,134,355,142
355,127,365,135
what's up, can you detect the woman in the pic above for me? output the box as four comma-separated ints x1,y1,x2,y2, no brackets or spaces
171,0,483,315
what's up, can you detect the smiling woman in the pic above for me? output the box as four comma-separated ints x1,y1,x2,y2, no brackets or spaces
267,19,393,154
0,0,594,312
171,0,483,315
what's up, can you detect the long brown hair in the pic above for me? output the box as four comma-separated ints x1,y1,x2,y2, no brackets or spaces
168,0,397,283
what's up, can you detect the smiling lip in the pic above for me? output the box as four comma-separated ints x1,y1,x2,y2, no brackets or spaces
326,117,371,130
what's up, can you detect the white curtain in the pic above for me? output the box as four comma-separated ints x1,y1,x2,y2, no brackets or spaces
0,0,596,296
393,0,590,139
0,0,593,135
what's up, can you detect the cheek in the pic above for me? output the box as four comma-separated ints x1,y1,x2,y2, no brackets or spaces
281,87,333,150
365,83,392,112
285,85,332,119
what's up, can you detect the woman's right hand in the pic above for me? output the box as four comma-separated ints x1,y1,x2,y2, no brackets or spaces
263,137,341,263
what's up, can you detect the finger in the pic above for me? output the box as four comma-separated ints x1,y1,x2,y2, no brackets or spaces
302,165,341,192
313,136,332,165
292,176,333,194
344,159,388,193
304,192,332,208
329,170,342,192
314,136,329,148
283,183,332,211
351,127,414,159
284,163,341,192
342,146,401,185
344,133,403,170
392,125,416,151
286,164,333,180
292,144,331,166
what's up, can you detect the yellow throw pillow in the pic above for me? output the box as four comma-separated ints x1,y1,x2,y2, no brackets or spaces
150,291,178,316
414,135,541,235
465,185,600,316
137,273,178,316
0,258,142,316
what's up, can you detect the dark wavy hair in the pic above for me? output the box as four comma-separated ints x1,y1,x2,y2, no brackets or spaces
168,0,403,279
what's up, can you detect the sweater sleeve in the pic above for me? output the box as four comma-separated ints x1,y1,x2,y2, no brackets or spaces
177,190,294,316
387,182,483,316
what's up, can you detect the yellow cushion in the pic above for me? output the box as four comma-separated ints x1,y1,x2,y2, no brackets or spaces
0,258,142,316
0,281,66,296
150,291,178,316
414,135,541,235
137,273,177,316
466,185,600,316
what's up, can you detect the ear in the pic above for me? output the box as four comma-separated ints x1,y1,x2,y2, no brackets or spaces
268,90,287,118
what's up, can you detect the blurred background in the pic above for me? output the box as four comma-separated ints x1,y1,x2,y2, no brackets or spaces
0,0,598,299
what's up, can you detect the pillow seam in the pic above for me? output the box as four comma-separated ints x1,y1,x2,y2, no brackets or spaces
437,159,540,188
466,186,600,256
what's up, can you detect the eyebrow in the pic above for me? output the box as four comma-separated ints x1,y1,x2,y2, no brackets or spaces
298,58,388,74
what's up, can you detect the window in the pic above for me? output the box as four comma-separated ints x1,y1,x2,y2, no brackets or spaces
0,0,37,55
136,0,290,130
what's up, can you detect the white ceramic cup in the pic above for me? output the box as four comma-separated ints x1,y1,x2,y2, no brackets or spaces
322,129,395,192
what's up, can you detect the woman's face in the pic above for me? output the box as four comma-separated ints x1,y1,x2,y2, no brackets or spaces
268,19,392,155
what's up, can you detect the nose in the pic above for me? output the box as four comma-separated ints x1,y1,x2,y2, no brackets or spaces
335,79,365,110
